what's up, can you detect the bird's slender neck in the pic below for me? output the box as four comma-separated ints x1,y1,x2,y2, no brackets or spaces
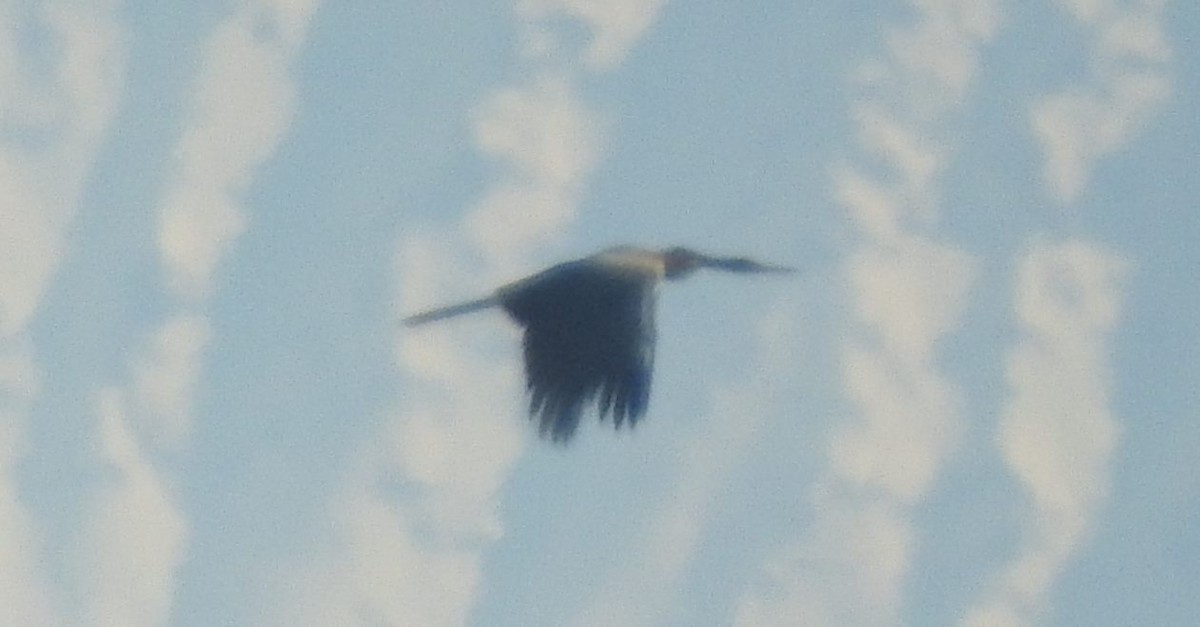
662,248,707,280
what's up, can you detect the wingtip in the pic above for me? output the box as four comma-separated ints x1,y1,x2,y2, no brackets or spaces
400,296,499,327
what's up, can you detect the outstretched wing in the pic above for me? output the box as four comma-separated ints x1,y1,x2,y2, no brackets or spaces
498,260,656,442
402,296,499,326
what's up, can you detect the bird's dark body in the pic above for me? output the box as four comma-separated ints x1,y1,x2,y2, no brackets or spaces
498,260,655,441
402,246,792,442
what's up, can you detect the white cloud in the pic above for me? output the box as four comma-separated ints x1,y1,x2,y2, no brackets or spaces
0,1,127,336
340,482,486,627
1032,0,1172,204
380,71,597,622
0,472,59,627
0,340,40,411
464,76,601,266
835,165,904,241
830,241,972,503
0,340,57,627
132,315,212,448
749,239,971,624
389,381,525,545
87,3,320,623
271,0,669,621
284,2,638,622
158,0,318,301
0,3,128,624
158,186,246,303
883,0,1001,110
1098,7,1171,61
517,0,668,70
961,240,1127,626
736,1,994,623
832,342,964,501
853,104,944,197
43,1,128,139
965,3,1174,616
736,493,914,627
846,242,974,365
262,0,322,48
272,364,524,626
474,76,601,188
266,473,492,627
1033,71,1171,204
0,162,59,337
573,308,800,627
75,390,188,627
310,294,526,625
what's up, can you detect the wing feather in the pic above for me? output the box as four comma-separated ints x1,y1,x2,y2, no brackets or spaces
499,260,656,442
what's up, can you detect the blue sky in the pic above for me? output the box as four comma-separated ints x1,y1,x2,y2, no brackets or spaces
2,1,1196,625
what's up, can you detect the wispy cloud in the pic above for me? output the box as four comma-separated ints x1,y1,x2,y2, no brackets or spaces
735,2,998,624
0,1,127,336
322,70,599,621
93,1,320,623
1032,0,1172,203
130,315,211,449
326,74,597,625
517,0,669,70
0,340,57,626
148,0,319,442
962,240,1127,626
158,0,320,302
266,424,514,627
0,2,129,624
736,494,914,627
573,308,800,627
464,75,602,268
75,390,188,627
285,2,667,624
960,4,1173,622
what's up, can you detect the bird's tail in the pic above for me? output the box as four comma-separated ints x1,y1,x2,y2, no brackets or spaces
402,296,499,326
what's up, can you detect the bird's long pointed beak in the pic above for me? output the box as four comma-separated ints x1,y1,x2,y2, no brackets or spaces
704,256,796,274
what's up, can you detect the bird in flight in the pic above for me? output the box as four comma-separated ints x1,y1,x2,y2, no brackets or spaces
403,246,794,441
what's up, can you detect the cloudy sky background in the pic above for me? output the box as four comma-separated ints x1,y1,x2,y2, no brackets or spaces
2,0,1196,625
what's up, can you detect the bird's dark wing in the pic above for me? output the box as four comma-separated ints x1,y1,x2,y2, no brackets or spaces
498,261,656,442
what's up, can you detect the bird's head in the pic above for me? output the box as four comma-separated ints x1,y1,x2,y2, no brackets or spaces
662,247,708,279
662,247,795,280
